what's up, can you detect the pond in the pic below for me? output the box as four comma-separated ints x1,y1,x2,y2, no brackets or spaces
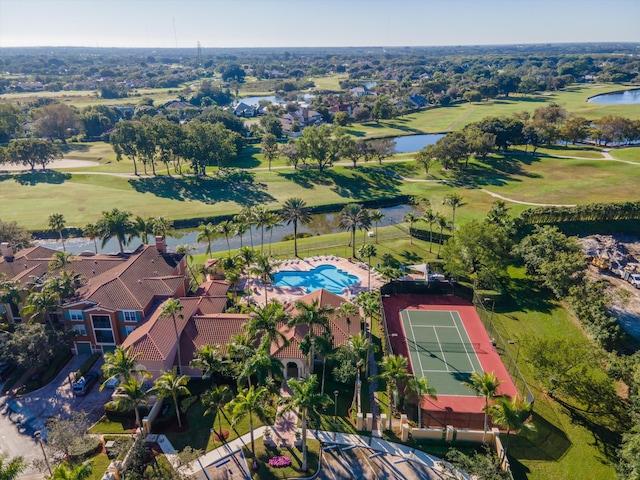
239,93,315,106
36,204,422,255
587,89,640,105
393,134,445,153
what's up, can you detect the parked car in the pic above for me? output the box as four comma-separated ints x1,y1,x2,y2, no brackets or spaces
104,377,120,389
72,372,98,396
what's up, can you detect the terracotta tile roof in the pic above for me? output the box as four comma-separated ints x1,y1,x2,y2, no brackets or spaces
180,314,252,365
195,280,230,297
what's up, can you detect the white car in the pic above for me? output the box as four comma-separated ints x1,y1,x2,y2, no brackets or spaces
104,377,120,389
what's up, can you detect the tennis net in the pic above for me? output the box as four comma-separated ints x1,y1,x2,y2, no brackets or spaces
407,340,484,353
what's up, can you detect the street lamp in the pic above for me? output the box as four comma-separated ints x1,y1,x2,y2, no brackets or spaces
333,390,339,425
34,431,52,476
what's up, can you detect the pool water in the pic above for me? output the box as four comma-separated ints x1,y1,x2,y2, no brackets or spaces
273,264,360,294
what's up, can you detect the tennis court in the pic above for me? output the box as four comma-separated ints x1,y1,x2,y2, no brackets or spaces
401,309,485,396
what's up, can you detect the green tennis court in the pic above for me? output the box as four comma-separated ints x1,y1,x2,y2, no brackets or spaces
401,309,484,395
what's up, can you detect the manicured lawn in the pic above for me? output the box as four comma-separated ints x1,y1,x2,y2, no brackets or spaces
309,74,349,91
86,453,112,480
511,144,605,159
485,267,620,480
89,414,137,434
244,439,320,480
610,146,640,162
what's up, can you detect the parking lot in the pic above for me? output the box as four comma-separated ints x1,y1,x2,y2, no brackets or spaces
318,444,447,480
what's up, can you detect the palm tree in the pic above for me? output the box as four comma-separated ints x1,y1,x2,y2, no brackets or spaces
279,375,329,472
48,251,73,273
239,206,256,249
357,243,377,291
161,299,184,374
217,220,235,256
0,277,23,322
463,370,504,444
404,212,419,245
236,246,256,274
227,385,274,470
48,213,66,252
82,223,99,254
346,332,373,414
289,299,334,373
442,193,464,238
101,346,150,390
279,197,312,257
338,203,371,258
107,377,150,428
152,216,172,239
336,301,359,337
233,215,249,249
151,368,191,428
197,223,217,259
0,454,25,480
133,215,153,244
369,209,385,244
436,214,448,257
422,210,437,252
22,288,59,327
49,461,92,480
247,302,289,351
250,254,276,304
190,344,227,381
238,340,284,388
264,212,282,256
405,375,438,429
253,206,270,255
202,384,233,443
313,334,334,395
488,395,534,453
97,208,134,254
376,354,410,431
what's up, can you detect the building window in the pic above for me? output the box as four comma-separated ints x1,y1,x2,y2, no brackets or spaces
69,310,84,321
122,311,138,323
91,315,115,344
73,325,88,336
124,325,137,336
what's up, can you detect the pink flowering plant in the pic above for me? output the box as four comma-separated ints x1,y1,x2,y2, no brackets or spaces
268,455,292,468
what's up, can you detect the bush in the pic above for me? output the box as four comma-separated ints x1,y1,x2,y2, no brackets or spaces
180,395,198,413
75,353,101,379
68,436,102,463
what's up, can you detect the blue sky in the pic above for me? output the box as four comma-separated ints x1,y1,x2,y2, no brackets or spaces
0,0,639,48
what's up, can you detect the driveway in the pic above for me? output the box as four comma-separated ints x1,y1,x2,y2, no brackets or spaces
0,354,112,479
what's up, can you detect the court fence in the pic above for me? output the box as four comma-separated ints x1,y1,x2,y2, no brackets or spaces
472,292,535,406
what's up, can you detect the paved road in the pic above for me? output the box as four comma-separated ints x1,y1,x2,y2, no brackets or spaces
0,355,111,479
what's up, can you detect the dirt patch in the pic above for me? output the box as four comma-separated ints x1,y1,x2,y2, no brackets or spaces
212,429,229,442
579,235,640,338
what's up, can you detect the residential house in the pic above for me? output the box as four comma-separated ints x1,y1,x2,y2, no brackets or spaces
408,94,428,108
230,102,258,118
350,86,375,98
0,238,188,356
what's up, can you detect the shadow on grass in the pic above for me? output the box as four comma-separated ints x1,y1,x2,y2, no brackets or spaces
508,411,571,462
504,275,555,315
59,144,91,154
128,170,275,206
1,170,72,186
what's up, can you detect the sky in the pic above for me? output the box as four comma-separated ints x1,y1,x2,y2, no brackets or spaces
0,0,639,49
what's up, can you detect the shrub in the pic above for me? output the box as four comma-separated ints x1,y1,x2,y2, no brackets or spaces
75,353,101,379
68,435,102,463
180,395,198,413
268,456,292,468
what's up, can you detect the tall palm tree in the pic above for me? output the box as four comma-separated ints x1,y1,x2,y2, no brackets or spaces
0,454,25,480
133,215,154,244
253,206,270,255
239,206,256,249
247,302,290,351
151,368,191,428
313,334,334,395
346,332,373,414
404,212,419,245
202,384,233,443
442,193,464,238
48,213,66,252
488,395,534,453
279,375,329,472
238,339,284,388
190,344,227,381
0,277,23,322
101,346,150,390
405,375,438,429
82,223,99,254
338,203,371,258
197,223,217,259
369,209,385,244
250,254,276,304
97,208,134,254
436,214,448,257
289,299,334,373
336,301,359,337
422,210,437,253
107,377,150,428
280,197,312,258
217,220,235,256
236,246,256,274
161,299,184,374
264,212,282,256
48,251,73,273
22,288,59,327
227,386,274,471
233,215,249,249
376,354,410,431
49,461,92,480
226,331,257,378
358,243,377,291
463,370,504,444
152,216,172,240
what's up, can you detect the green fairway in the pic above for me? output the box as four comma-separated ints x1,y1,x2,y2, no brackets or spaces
610,146,640,163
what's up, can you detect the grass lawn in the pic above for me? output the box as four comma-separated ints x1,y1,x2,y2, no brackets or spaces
610,146,640,162
309,74,349,91
86,453,112,480
511,144,605,159
485,267,620,480
244,439,320,480
89,414,137,434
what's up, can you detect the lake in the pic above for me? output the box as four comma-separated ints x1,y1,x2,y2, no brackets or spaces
587,89,640,105
393,134,445,153
36,204,421,255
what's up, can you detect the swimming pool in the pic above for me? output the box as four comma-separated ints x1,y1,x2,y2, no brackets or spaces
273,264,360,294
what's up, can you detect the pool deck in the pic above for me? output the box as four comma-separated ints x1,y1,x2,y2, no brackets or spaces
244,255,385,306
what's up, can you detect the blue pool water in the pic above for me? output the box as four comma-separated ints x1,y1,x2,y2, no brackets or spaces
273,264,360,294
